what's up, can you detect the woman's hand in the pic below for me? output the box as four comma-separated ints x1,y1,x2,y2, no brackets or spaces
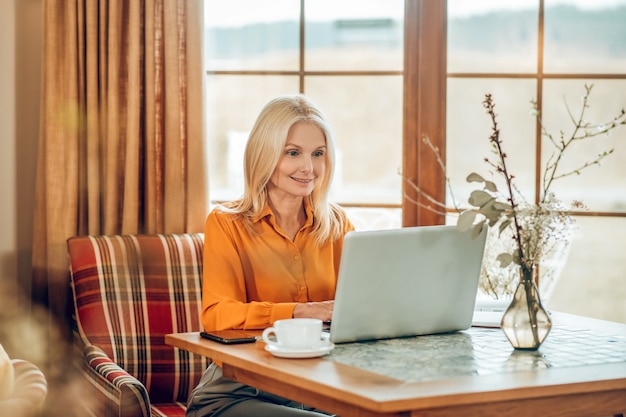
293,300,334,322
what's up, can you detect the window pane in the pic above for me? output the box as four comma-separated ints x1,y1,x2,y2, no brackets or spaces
305,0,403,71
306,76,403,204
446,78,537,207
549,216,626,323
541,80,626,212
206,76,300,201
544,0,626,73
447,0,538,73
343,207,402,231
204,0,300,71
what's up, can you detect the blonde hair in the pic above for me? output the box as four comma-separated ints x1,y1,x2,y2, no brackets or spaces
223,94,348,244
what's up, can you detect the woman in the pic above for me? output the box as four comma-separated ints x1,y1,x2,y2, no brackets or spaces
186,94,354,417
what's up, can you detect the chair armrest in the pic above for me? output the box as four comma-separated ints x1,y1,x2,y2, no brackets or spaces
0,359,48,416
10,359,47,406
82,345,151,417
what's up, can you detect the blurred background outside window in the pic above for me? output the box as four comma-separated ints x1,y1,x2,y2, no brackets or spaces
204,0,626,323
447,0,626,322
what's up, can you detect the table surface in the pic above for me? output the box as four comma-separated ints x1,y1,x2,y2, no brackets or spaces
167,312,626,417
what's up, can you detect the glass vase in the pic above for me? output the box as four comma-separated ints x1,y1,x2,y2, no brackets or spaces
500,266,552,350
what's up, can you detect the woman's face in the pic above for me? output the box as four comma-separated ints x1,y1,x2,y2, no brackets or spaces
267,121,327,201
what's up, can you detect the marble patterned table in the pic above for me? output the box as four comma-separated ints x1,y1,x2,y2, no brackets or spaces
327,325,626,383
166,313,626,417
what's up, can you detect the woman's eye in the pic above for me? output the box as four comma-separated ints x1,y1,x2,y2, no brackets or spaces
313,150,325,157
286,150,299,157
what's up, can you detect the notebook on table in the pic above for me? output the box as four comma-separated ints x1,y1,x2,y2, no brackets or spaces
471,298,511,328
329,225,487,344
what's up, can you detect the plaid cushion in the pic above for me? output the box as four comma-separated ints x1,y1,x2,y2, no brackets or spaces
68,234,210,417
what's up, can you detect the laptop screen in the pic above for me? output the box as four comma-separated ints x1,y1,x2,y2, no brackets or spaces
330,225,487,343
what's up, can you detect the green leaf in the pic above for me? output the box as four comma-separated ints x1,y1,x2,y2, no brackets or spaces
486,214,500,227
478,200,505,226
457,210,477,232
468,190,493,207
466,172,486,183
496,252,514,267
493,201,512,211
466,173,498,193
484,180,498,192
478,197,494,212
498,218,512,235
512,251,522,266
471,220,486,239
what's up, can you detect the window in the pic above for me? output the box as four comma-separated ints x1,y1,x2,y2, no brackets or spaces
203,0,626,323
204,0,404,230
446,0,626,322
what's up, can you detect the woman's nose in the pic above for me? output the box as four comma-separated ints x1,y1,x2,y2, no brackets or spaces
300,156,313,172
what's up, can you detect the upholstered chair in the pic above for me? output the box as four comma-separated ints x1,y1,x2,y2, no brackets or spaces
67,234,209,417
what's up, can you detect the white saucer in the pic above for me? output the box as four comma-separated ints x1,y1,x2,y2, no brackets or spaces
265,342,335,359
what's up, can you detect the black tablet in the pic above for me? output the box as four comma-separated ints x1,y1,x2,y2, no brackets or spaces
200,330,261,344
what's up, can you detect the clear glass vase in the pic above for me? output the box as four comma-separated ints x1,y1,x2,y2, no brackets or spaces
500,266,552,350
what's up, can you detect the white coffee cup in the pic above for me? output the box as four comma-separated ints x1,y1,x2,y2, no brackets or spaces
262,318,328,350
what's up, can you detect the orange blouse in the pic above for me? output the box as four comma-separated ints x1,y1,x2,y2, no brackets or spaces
201,202,354,331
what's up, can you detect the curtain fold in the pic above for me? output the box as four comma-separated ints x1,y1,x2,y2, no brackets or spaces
32,0,207,327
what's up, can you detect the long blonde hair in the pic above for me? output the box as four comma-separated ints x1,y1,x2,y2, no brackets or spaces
223,94,348,244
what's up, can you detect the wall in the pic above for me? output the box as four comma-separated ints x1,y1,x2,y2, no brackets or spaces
0,0,42,307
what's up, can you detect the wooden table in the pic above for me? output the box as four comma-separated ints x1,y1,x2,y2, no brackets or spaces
166,313,626,417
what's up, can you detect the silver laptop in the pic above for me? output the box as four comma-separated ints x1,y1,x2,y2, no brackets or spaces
329,225,487,344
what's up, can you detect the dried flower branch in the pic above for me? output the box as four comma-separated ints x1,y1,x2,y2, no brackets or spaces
535,84,626,198
458,84,625,275
457,95,529,273
402,136,462,216
402,84,625,298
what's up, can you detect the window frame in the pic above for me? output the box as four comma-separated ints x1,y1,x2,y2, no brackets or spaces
420,0,626,226
402,0,447,227
204,0,405,211
205,0,626,226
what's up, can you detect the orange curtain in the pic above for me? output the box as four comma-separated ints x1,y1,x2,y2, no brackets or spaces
32,0,207,327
